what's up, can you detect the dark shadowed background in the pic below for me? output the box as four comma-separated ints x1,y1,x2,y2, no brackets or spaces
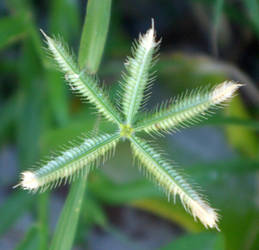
0,0,258,249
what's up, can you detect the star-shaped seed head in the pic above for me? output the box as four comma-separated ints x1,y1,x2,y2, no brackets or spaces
17,21,242,230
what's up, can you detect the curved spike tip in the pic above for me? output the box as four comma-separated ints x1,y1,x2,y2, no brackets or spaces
211,81,242,104
190,200,220,230
19,171,39,190
140,19,157,50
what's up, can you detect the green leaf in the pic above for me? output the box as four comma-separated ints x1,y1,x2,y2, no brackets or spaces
78,0,112,73
81,195,108,227
0,191,32,236
211,0,224,56
200,115,259,130
37,193,49,250
244,0,259,37
224,96,259,157
0,94,18,145
49,0,79,41
50,175,87,250
161,232,224,250
47,0,80,126
0,16,26,49
15,226,40,250
45,69,69,126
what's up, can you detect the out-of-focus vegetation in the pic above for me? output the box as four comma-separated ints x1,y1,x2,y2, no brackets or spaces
0,0,258,250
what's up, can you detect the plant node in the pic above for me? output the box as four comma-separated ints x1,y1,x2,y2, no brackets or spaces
120,124,133,138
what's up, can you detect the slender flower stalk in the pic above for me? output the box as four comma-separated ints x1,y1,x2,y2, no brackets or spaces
17,22,242,230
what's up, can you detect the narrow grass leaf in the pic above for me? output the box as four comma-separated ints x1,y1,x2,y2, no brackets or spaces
244,0,259,37
49,0,79,41
0,16,26,49
0,192,32,236
78,0,112,73
15,226,40,250
50,174,87,250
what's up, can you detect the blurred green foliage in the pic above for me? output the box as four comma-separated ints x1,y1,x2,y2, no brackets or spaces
0,0,258,250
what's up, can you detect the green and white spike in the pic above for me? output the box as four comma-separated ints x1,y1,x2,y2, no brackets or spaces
18,133,120,191
41,30,122,124
135,81,242,135
121,20,160,125
130,135,219,230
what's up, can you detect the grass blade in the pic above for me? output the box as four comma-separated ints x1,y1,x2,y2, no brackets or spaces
15,226,40,250
244,0,259,37
78,0,112,73
50,174,87,250
0,192,32,236
0,16,26,49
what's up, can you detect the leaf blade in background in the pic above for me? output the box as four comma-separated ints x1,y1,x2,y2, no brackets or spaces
244,0,259,37
211,0,224,56
0,16,26,50
49,0,80,41
15,226,40,250
47,0,81,126
161,232,224,250
224,96,259,158
78,0,112,72
50,175,87,250
0,191,32,236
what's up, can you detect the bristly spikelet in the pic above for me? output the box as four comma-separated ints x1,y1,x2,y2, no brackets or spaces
19,133,120,192
121,20,160,125
134,81,242,135
211,81,242,104
20,171,40,190
130,136,219,229
40,30,122,124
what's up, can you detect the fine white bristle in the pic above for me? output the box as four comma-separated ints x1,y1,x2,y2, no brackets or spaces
211,81,242,104
20,171,39,190
189,199,219,230
140,19,157,50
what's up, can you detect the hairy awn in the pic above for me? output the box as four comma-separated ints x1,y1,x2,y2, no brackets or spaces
17,22,242,230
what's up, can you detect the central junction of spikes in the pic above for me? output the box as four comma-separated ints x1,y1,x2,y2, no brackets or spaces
120,124,133,138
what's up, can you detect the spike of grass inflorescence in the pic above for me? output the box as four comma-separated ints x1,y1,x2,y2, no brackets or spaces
130,135,219,230
41,30,122,125
18,133,120,192
134,81,242,135
121,20,160,125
